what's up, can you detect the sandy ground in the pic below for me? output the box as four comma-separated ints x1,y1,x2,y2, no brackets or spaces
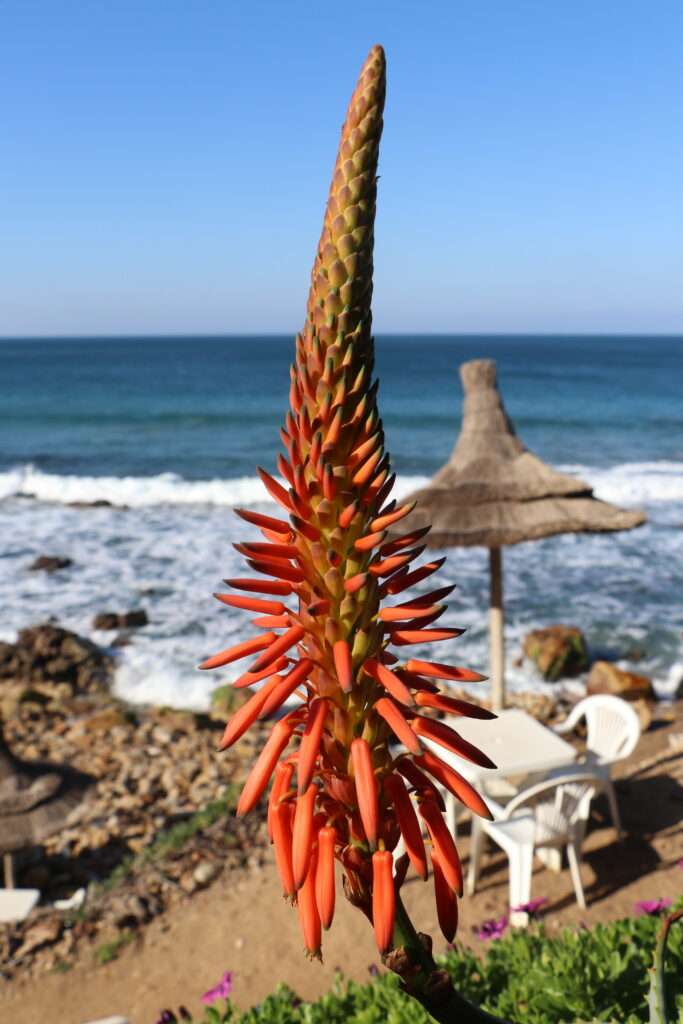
1,710,682,1024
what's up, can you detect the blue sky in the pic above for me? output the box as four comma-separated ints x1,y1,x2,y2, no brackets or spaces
2,0,682,335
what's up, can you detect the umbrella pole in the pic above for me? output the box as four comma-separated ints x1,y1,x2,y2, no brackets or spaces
3,853,14,889
489,546,505,712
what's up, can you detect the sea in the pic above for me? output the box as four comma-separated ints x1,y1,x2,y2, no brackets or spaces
1,334,682,710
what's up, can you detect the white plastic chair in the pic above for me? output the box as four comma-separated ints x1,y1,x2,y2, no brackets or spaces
467,772,600,926
553,694,641,839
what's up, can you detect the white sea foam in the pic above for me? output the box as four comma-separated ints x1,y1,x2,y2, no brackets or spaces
1,460,682,509
0,464,431,508
0,457,680,712
559,461,683,506
0,465,276,507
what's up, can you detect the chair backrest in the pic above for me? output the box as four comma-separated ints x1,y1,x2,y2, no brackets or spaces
564,695,641,763
500,771,601,842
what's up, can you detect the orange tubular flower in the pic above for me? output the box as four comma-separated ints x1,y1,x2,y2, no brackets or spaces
292,782,318,890
372,850,395,954
272,801,296,899
204,45,494,959
315,826,337,929
298,845,322,960
431,847,459,943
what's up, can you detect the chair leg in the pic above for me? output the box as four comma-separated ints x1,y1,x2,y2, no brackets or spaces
508,843,534,928
536,845,562,872
567,841,586,909
467,818,484,896
605,779,623,840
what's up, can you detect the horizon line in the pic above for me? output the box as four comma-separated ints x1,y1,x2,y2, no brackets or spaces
2,330,683,341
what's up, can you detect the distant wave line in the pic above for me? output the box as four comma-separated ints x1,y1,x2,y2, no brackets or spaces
1,461,682,509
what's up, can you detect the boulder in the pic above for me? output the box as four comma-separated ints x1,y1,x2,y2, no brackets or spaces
0,624,114,693
522,625,588,681
587,660,655,701
92,613,119,630
93,610,148,630
28,555,73,573
630,698,654,732
13,915,63,959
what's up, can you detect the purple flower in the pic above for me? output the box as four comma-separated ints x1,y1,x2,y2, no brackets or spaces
475,914,509,940
512,898,547,917
201,971,234,1005
367,964,379,977
634,898,673,916
155,1013,177,1024
678,859,683,869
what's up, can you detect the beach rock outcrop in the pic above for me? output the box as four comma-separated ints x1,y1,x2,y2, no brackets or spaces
0,625,114,696
28,555,73,573
587,660,655,701
522,625,588,681
93,610,148,630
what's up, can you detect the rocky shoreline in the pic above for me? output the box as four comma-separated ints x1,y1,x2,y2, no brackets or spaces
0,620,672,984
0,625,270,982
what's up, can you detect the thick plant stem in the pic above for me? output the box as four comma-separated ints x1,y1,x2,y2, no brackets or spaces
384,894,513,1024
648,908,683,1024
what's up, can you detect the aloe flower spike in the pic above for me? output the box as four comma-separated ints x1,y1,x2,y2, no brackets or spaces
204,45,513,1023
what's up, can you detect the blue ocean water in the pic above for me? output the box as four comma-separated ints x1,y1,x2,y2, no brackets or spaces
1,334,682,709
1,334,682,479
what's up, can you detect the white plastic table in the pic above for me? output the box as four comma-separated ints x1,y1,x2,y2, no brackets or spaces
420,709,579,898
432,708,577,789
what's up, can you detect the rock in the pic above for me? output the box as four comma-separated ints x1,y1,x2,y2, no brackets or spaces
122,610,148,628
109,893,149,929
630,698,654,732
151,726,172,746
92,613,119,630
93,610,148,630
28,555,73,573
507,690,558,724
17,686,51,706
522,625,588,681
67,498,113,508
0,641,21,676
587,660,655,701
193,861,219,888
0,625,114,694
80,707,129,733
179,870,198,895
13,916,63,959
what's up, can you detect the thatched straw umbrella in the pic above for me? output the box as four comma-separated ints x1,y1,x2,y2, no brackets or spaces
400,359,646,710
0,728,93,889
